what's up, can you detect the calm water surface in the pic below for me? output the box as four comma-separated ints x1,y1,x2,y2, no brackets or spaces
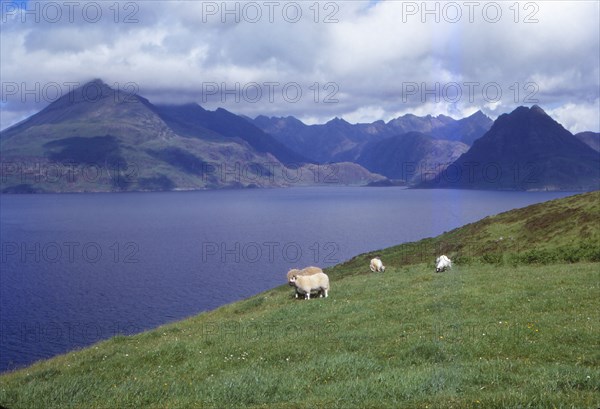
0,187,575,371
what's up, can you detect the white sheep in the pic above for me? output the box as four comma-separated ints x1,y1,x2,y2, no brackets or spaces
369,257,385,272
435,255,452,272
289,272,330,300
287,266,323,298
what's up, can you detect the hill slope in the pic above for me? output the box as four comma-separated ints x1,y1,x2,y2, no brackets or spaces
575,131,600,152
0,80,285,192
154,103,308,165
333,190,600,276
356,131,468,183
420,106,599,191
1,192,598,408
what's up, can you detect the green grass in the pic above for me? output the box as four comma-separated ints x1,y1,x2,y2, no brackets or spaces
1,192,599,408
1,263,597,408
331,191,600,279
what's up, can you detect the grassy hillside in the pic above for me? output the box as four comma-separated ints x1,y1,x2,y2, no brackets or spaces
332,190,600,279
1,192,598,408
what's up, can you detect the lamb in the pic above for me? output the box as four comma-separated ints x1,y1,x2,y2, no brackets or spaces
435,255,452,272
289,272,330,300
369,257,385,272
287,266,323,298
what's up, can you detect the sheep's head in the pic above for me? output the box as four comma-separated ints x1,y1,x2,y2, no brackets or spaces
436,256,449,272
287,269,300,283
289,275,297,286
381,265,386,272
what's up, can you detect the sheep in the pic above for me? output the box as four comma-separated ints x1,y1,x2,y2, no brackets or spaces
286,266,322,283
435,255,452,272
369,257,385,272
286,266,323,298
289,272,329,300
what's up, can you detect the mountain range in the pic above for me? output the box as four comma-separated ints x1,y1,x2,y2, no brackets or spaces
251,110,491,164
1,80,598,192
0,80,383,192
251,106,598,190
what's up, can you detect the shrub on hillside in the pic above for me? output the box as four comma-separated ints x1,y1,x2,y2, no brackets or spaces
481,253,504,265
452,255,473,266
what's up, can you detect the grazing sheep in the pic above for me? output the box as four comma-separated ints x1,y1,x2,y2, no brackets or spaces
289,272,330,300
435,255,452,272
287,266,323,298
370,257,385,272
286,266,322,283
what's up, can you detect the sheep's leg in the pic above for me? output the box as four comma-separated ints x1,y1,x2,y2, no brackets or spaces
305,291,310,300
324,289,328,298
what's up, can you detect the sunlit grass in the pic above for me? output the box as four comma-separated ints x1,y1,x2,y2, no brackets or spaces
1,262,598,409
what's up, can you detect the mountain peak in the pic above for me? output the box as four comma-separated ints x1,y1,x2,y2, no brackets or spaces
76,78,116,96
326,117,350,125
215,107,231,114
86,78,109,87
468,110,488,119
510,105,547,117
530,104,547,115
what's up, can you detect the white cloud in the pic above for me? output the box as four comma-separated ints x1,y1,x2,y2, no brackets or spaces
342,105,387,124
1,0,598,131
548,100,600,134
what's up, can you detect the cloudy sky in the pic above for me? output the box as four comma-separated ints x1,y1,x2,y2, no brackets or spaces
1,0,599,132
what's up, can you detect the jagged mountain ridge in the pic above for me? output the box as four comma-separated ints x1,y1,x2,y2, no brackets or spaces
251,110,492,164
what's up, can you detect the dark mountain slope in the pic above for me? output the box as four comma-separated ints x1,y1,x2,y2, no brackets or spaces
356,132,468,183
155,104,309,165
0,81,296,192
420,106,599,191
575,131,600,152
